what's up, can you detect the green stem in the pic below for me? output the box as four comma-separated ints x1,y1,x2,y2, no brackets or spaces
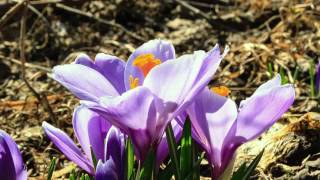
165,124,181,180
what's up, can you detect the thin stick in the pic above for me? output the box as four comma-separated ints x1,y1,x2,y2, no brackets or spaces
19,1,57,123
174,0,234,31
55,3,147,42
0,54,51,72
0,0,25,29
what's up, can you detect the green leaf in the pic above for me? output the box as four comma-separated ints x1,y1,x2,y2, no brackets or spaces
185,152,205,180
165,123,181,180
267,63,273,78
180,119,193,179
47,157,57,180
90,146,98,169
125,138,135,180
68,169,76,180
231,148,265,180
139,149,156,180
280,67,288,84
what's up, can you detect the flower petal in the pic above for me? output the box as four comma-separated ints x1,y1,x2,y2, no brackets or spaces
236,81,295,141
187,88,237,177
75,53,126,94
0,131,27,180
52,64,119,102
73,106,111,163
144,45,226,116
83,86,164,160
42,122,93,174
124,39,175,90
95,159,118,180
105,127,125,179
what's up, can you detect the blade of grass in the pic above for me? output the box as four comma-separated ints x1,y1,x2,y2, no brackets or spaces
180,119,193,179
139,149,156,180
47,157,57,180
309,60,315,97
165,123,181,180
125,138,135,180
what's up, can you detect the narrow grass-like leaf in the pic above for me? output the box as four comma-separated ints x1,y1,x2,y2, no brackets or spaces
231,148,265,180
267,63,273,78
165,124,181,180
139,149,156,180
180,119,193,179
90,146,98,169
47,157,57,180
185,152,205,180
280,67,288,84
125,138,135,180
69,169,76,180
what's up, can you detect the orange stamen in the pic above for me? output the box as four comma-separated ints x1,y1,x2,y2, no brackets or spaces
129,75,139,89
211,86,230,97
132,54,161,77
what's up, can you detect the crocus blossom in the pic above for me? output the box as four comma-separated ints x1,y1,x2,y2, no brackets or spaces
0,130,27,180
42,105,125,179
316,61,320,94
52,39,224,162
80,44,227,161
187,74,295,179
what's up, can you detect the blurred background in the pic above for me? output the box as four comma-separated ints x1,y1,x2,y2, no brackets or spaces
0,0,319,179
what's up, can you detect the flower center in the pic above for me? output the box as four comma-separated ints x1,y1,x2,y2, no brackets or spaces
211,86,230,97
129,53,161,89
132,54,161,77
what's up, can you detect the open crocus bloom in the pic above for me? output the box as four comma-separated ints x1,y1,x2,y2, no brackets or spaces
42,105,125,179
187,75,295,179
0,130,27,180
52,39,227,161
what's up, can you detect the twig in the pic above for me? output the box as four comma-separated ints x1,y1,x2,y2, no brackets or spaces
0,0,25,29
174,0,235,31
55,3,147,42
0,54,51,72
19,1,57,123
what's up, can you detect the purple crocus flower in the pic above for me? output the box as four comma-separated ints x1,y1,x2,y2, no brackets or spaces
52,39,226,162
42,105,124,179
0,130,27,180
316,61,320,94
187,75,295,179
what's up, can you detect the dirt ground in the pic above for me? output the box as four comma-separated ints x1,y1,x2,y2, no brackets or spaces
0,0,320,179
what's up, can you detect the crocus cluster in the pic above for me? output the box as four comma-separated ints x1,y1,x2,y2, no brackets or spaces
44,39,295,179
0,130,27,180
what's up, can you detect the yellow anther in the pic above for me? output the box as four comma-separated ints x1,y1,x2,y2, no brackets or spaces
132,54,161,77
211,86,230,97
129,75,139,89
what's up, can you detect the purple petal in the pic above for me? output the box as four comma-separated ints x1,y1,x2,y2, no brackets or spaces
124,39,175,90
73,106,111,164
52,64,119,102
0,131,27,180
235,76,295,141
75,54,126,94
144,45,227,117
105,127,125,179
186,88,237,177
83,86,174,161
95,159,118,180
42,122,94,174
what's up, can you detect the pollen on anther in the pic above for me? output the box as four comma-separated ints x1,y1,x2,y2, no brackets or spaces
129,75,139,89
211,86,230,97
